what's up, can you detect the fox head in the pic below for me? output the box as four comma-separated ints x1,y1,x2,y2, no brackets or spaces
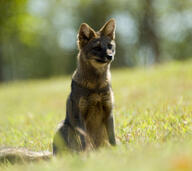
77,19,116,68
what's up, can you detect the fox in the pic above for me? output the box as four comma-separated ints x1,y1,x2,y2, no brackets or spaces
53,18,116,154
0,18,116,163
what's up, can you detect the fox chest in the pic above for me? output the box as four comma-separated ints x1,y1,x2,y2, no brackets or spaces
78,92,113,123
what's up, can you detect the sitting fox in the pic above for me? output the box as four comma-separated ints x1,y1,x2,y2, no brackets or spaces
0,19,116,163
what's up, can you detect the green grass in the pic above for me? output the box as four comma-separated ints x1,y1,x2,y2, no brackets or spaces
1,61,192,171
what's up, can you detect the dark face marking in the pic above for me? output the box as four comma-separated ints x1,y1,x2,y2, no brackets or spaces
84,36,115,64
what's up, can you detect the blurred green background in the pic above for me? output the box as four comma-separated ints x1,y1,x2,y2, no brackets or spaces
0,0,192,81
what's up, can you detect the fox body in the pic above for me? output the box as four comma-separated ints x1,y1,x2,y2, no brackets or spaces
0,19,116,163
53,19,116,154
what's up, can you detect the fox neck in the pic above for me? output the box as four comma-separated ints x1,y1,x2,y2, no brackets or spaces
73,52,111,89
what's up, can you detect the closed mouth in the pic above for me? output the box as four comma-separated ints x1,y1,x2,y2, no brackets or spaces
95,59,108,63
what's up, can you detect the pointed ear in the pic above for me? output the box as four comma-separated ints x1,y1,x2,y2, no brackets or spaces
100,19,116,40
77,23,96,48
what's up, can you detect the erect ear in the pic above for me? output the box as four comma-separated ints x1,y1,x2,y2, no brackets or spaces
99,18,116,40
77,23,96,48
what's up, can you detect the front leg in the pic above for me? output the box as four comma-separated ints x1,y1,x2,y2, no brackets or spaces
67,96,87,151
105,113,116,146
74,116,87,150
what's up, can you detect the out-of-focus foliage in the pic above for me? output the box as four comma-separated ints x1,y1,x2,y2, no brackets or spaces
0,0,192,81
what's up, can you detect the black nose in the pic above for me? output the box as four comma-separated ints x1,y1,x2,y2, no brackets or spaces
106,55,113,60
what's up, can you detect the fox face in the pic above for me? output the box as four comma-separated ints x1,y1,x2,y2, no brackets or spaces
77,19,116,68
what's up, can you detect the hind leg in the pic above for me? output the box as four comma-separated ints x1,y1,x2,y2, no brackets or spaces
53,120,69,155
53,120,84,154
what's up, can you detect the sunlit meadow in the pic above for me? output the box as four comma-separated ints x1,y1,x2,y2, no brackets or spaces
0,61,192,171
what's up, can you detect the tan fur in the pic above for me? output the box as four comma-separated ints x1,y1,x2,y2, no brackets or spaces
69,19,116,149
53,19,117,153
